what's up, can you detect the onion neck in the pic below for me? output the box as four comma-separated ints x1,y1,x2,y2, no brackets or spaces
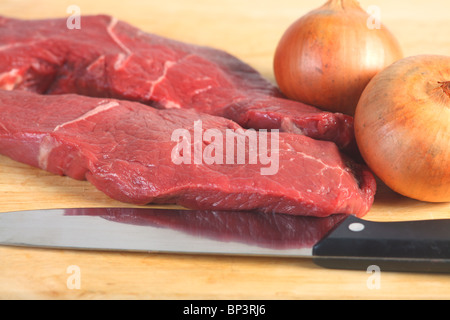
326,0,362,10
439,81,450,99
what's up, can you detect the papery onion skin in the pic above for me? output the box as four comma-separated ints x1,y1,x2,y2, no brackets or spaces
273,0,403,115
354,55,450,202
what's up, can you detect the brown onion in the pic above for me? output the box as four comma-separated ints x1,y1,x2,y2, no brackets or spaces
273,0,403,115
355,55,450,202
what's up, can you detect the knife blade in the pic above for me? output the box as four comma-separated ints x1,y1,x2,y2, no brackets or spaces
0,207,449,273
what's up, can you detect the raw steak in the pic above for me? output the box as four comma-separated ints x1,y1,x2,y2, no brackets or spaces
0,90,376,217
0,15,355,153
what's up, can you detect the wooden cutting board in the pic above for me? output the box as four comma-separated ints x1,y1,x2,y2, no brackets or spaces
0,0,449,300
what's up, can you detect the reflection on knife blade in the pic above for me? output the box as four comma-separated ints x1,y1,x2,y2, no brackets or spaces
65,208,347,250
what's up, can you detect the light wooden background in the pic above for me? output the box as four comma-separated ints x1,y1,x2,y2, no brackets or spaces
0,0,449,299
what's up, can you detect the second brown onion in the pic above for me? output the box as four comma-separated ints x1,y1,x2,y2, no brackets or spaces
273,0,403,115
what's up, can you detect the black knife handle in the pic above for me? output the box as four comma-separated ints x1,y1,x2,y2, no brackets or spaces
312,215,450,273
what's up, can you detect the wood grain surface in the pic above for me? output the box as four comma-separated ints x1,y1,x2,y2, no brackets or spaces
0,0,449,300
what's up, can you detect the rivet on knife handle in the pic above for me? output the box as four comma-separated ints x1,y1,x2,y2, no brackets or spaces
312,215,450,273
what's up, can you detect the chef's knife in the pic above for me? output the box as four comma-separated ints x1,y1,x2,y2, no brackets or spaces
0,207,449,273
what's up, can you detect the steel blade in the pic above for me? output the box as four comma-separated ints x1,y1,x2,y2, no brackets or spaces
0,207,346,258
